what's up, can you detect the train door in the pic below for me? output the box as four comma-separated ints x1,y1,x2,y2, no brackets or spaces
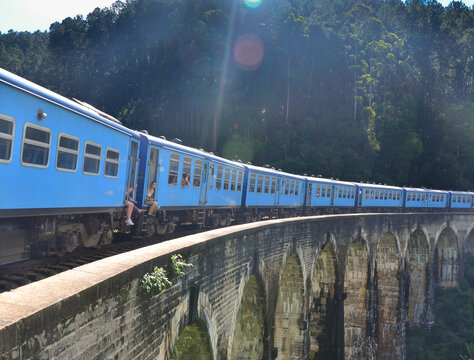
275,177,281,206
146,147,159,202
307,183,312,206
330,185,335,206
126,140,139,200
200,161,209,204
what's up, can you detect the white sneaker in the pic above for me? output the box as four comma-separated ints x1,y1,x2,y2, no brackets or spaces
125,218,134,226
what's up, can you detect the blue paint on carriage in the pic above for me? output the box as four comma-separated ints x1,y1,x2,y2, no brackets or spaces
137,134,245,209
449,191,473,209
243,165,306,208
0,68,140,213
356,183,403,208
404,187,429,208
425,190,449,208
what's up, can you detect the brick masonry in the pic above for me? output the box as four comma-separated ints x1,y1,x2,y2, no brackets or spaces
0,213,473,360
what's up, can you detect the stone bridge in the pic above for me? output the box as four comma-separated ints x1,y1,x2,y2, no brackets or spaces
0,213,473,360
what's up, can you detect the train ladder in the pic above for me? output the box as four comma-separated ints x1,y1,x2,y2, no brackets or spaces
196,210,206,226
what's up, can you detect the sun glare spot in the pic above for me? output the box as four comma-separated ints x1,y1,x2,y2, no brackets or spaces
233,34,264,71
243,0,263,9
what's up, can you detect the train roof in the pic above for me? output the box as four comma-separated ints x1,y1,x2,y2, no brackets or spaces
244,163,306,179
448,190,473,195
0,67,140,138
307,176,358,187
141,132,245,168
355,182,402,190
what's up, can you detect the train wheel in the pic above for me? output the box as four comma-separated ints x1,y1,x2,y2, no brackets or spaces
167,222,176,234
100,229,114,246
57,232,80,254
146,222,156,237
156,223,168,235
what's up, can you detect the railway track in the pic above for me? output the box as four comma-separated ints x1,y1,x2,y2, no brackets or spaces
0,227,200,294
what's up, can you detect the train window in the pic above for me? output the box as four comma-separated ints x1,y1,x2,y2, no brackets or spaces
264,176,270,193
290,180,294,195
270,177,276,194
237,171,243,191
224,168,230,190
365,190,369,200
351,188,355,198
82,141,101,175
343,188,346,198
384,191,388,200
326,186,331,197
285,179,289,195
249,173,256,192
104,148,120,178
407,193,411,201
256,175,263,193
295,181,299,196
463,196,467,203
281,179,284,195
216,166,223,189
193,160,202,187
316,184,321,197
0,114,14,163
181,157,192,186
56,133,79,172
168,154,180,185
21,123,51,168
231,169,236,191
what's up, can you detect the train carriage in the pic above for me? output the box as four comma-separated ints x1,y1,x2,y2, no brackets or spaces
240,165,306,219
404,187,429,208
305,177,357,213
135,133,245,233
449,191,473,209
0,68,141,264
356,183,403,208
425,189,449,208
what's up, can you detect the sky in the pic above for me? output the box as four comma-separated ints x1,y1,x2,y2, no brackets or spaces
0,0,473,34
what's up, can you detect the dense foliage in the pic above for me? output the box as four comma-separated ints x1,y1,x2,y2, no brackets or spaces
1,0,472,189
407,256,474,360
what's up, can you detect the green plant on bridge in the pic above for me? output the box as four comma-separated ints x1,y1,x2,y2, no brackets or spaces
141,266,172,293
170,254,193,278
140,254,193,293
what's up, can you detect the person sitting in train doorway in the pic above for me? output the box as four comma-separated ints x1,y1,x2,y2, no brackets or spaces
181,172,190,186
124,184,144,226
145,181,158,216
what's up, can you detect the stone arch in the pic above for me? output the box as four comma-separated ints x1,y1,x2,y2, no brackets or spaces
169,318,213,360
230,274,266,360
309,242,337,359
344,237,369,360
406,229,430,325
435,227,459,288
466,227,474,256
274,253,305,359
376,233,401,360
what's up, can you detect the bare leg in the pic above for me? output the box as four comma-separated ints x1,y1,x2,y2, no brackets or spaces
125,201,133,220
149,201,157,215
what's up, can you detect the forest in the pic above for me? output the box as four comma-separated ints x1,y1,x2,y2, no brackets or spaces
0,0,472,190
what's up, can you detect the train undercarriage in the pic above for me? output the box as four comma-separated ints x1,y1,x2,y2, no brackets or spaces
1,206,471,267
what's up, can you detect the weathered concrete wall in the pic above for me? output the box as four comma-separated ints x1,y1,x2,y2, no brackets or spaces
0,213,473,360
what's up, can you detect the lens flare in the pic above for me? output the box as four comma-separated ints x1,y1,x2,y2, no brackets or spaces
244,0,263,8
233,34,264,71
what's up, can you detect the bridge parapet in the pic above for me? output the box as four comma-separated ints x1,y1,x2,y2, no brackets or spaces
0,213,473,360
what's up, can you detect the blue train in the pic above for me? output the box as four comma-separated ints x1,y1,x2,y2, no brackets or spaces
0,68,473,265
